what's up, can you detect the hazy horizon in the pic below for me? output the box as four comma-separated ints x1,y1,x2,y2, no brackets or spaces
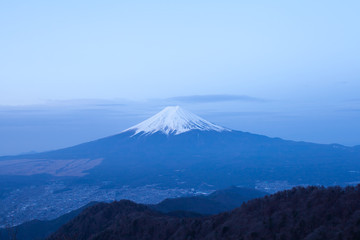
1,96,359,156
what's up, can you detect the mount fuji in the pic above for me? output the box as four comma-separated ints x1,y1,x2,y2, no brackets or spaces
1,106,360,188
123,106,229,136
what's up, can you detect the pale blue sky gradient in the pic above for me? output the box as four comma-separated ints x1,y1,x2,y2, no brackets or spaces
1,1,360,104
0,1,359,155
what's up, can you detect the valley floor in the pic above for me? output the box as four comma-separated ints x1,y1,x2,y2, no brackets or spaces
0,180,297,227
0,183,201,227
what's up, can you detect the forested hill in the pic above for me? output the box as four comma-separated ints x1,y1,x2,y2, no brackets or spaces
49,185,360,240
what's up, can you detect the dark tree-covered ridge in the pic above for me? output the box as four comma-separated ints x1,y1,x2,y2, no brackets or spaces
49,185,360,240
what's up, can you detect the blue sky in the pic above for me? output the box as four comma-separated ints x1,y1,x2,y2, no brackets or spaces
0,1,359,154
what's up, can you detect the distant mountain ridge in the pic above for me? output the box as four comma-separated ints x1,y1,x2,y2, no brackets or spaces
153,186,267,215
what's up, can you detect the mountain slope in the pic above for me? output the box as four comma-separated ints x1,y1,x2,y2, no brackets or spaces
49,185,360,240
1,106,359,188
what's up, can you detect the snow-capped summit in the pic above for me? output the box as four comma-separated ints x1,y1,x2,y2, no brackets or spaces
124,106,229,136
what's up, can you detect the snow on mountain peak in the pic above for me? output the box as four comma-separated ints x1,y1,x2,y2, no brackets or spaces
123,106,229,136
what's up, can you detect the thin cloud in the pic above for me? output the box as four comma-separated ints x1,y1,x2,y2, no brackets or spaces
167,94,267,103
345,98,360,102
337,108,360,112
203,111,279,117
